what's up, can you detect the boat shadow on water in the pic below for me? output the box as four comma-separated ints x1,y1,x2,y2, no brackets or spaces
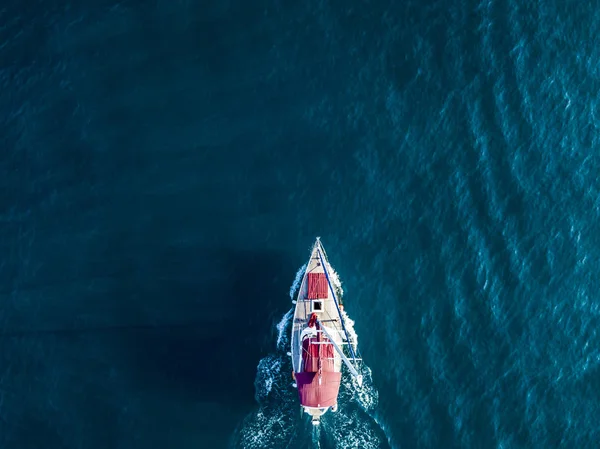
122,247,294,407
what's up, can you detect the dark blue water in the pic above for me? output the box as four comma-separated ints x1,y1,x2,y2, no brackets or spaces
2,0,600,447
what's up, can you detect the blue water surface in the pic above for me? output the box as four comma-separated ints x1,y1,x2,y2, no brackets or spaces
2,0,600,448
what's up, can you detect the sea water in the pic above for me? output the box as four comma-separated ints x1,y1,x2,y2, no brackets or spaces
2,0,600,448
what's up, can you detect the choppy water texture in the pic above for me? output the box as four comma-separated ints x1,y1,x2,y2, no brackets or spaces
2,0,600,448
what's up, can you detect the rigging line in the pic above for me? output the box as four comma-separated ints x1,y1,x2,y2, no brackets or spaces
315,247,358,361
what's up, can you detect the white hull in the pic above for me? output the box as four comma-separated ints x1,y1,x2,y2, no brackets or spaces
291,238,354,424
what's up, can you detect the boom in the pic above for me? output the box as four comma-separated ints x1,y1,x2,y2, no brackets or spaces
317,318,363,386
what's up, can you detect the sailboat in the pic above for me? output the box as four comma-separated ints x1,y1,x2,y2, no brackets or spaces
290,238,362,425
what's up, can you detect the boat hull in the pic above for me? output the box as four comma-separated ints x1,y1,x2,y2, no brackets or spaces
291,239,345,421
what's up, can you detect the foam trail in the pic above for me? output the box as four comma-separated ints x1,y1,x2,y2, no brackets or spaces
340,310,358,352
312,425,321,448
276,308,293,350
325,411,384,449
329,266,344,296
290,263,307,299
254,355,283,401
231,348,295,448
350,365,378,411
323,360,388,449
231,406,295,449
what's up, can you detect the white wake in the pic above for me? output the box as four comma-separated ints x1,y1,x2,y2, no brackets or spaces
329,266,344,296
289,263,307,299
276,308,293,350
230,261,392,449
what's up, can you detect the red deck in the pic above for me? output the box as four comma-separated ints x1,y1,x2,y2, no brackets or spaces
307,272,328,299
298,334,339,407
296,371,341,408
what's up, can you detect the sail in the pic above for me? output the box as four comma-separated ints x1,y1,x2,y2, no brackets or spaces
301,337,335,372
296,371,341,408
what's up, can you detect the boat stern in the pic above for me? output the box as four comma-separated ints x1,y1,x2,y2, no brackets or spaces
303,405,334,425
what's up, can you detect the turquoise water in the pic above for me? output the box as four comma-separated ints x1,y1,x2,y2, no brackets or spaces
2,0,600,448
